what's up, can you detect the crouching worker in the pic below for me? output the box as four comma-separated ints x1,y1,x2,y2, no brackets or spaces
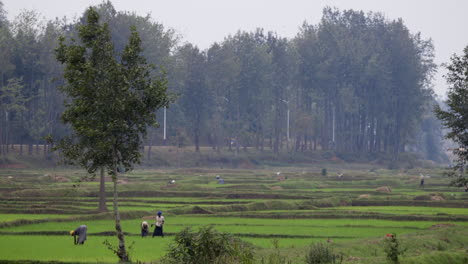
70,225,87,245
152,211,165,238
141,221,149,237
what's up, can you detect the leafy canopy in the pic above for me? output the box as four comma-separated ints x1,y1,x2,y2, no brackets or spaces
55,7,168,175
435,45,468,187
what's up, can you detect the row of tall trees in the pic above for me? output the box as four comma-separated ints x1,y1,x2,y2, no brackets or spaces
0,2,446,162
168,8,443,161
0,1,174,157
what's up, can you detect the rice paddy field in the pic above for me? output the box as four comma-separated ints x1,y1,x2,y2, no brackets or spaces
1,165,467,263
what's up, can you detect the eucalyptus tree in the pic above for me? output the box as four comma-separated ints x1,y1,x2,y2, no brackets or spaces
205,42,240,151
225,30,272,152
0,4,16,154
383,20,435,158
55,8,169,261
175,44,210,152
0,78,25,155
37,19,67,156
0,1,7,30
91,1,176,150
266,33,290,152
11,10,44,154
435,45,468,188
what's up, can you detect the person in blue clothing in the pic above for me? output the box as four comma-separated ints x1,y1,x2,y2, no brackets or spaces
70,225,87,245
152,211,165,238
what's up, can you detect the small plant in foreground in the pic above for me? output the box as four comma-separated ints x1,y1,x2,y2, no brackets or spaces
383,233,405,264
161,226,254,264
260,239,292,264
103,239,135,262
305,242,343,264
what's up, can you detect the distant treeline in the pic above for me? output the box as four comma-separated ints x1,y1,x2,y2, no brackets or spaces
0,1,447,162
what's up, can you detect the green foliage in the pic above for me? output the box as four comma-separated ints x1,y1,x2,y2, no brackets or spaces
55,7,168,174
435,44,468,188
305,242,343,264
260,240,292,264
0,1,440,162
444,170,468,189
383,233,406,264
161,226,255,264
1,167,468,263
321,168,327,176
54,7,169,262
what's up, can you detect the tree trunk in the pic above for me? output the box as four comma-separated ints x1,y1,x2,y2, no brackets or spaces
147,131,153,161
194,130,200,152
260,133,264,152
98,167,107,212
112,151,128,262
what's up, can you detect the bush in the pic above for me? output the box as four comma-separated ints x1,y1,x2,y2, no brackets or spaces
305,242,343,264
383,233,405,264
260,240,292,264
321,168,327,176
161,226,254,264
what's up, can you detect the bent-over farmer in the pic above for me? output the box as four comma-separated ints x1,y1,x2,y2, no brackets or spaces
141,221,149,237
70,225,87,245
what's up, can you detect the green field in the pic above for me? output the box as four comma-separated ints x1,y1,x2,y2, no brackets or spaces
1,166,468,263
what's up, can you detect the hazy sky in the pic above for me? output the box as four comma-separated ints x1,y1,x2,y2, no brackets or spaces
3,0,468,97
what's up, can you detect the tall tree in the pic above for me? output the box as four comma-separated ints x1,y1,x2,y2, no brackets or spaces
176,44,209,152
435,45,468,188
55,8,169,261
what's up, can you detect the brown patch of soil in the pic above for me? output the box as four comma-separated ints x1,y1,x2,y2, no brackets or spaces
238,161,255,169
358,194,371,199
0,163,26,169
339,200,349,206
347,256,361,262
270,186,283,190
117,179,129,185
429,223,455,229
430,195,445,201
161,184,177,189
54,175,70,182
375,186,392,193
189,206,213,214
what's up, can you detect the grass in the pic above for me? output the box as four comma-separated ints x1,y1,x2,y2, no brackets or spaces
0,235,170,263
0,214,73,223
330,206,468,216
1,165,468,263
4,217,468,239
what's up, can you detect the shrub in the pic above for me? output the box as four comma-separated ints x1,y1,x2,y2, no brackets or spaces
260,239,292,264
161,226,254,264
305,242,343,264
383,233,405,264
321,168,327,176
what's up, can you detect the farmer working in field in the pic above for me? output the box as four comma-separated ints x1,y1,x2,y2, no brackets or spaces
152,211,165,238
141,221,149,237
70,225,87,245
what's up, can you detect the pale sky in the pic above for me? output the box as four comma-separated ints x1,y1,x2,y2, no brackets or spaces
3,0,468,97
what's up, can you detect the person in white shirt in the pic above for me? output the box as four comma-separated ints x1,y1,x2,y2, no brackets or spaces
152,211,165,238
